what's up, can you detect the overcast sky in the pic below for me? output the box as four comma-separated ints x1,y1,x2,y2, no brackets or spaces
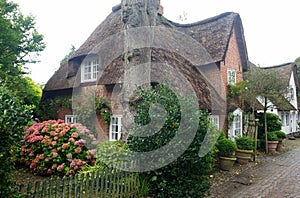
12,0,300,84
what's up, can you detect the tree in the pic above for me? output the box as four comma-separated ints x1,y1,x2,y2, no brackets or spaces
12,76,42,106
60,45,76,65
295,57,300,66
244,66,288,153
0,0,45,84
0,0,45,109
0,85,32,197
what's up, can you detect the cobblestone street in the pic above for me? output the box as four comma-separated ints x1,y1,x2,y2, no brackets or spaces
208,139,300,198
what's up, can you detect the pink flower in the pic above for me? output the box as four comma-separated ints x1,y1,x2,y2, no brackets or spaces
57,163,65,172
69,138,75,143
38,154,44,159
74,139,86,146
47,169,52,175
29,152,35,158
54,136,58,141
51,141,57,146
52,152,58,158
52,164,58,169
71,132,79,138
74,147,82,154
50,131,57,137
62,143,69,150
89,134,95,139
67,153,72,160
90,149,96,156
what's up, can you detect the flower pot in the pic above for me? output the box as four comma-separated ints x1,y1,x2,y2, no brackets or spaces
276,140,283,152
267,141,278,153
235,149,253,164
236,156,251,165
219,156,236,171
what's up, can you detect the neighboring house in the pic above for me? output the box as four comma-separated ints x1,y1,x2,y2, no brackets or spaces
259,63,299,135
42,4,249,141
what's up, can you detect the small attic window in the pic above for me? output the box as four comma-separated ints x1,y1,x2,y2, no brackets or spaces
81,56,99,83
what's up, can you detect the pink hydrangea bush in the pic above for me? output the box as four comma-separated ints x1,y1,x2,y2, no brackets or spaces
15,119,97,176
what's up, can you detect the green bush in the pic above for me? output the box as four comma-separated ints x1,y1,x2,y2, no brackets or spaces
127,84,216,197
274,131,286,139
267,132,279,141
235,136,254,150
215,138,237,157
0,85,32,197
257,113,282,138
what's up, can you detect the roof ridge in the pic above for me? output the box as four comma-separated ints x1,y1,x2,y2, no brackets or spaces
166,12,238,28
263,62,295,69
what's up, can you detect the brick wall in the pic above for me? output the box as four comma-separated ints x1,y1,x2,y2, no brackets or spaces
220,27,244,90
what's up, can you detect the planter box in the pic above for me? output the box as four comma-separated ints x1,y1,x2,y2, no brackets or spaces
235,149,253,164
276,140,284,152
219,156,236,171
268,141,278,153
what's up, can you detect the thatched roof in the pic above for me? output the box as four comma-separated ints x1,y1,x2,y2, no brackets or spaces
262,62,299,111
43,5,248,111
263,62,299,88
167,12,248,71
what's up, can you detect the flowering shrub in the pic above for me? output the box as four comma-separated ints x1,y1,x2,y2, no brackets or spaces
14,120,97,176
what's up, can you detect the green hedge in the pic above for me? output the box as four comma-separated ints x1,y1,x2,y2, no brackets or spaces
127,84,216,197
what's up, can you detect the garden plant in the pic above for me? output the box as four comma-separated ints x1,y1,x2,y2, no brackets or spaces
14,120,97,176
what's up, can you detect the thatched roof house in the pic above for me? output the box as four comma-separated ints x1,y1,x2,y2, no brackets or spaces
262,62,299,111
43,4,249,110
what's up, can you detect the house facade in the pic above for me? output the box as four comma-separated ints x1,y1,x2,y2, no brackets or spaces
259,63,299,134
42,4,249,141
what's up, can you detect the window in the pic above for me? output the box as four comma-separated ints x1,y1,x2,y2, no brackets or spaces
286,113,290,126
109,115,122,141
234,115,241,136
290,87,295,101
208,115,220,129
228,69,236,85
65,115,76,123
280,113,285,126
81,56,99,82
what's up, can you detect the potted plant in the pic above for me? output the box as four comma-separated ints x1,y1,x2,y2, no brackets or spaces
275,131,286,151
267,132,279,153
235,136,254,165
216,137,237,171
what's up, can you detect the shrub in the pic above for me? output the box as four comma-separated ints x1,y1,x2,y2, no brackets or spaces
235,136,254,150
216,138,237,157
0,85,32,197
274,131,287,139
267,132,279,141
257,113,282,138
127,84,216,197
14,120,97,176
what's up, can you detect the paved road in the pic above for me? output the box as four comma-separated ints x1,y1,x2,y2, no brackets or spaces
210,146,300,198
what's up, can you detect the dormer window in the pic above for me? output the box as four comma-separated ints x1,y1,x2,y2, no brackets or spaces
81,56,99,83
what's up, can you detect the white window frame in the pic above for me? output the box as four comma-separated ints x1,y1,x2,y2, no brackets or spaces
65,115,77,124
81,56,99,83
228,69,236,85
208,115,220,129
109,115,122,141
228,108,243,140
285,112,290,126
234,115,242,136
280,113,285,126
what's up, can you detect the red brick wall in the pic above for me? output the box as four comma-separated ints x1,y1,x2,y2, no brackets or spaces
220,27,244,91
